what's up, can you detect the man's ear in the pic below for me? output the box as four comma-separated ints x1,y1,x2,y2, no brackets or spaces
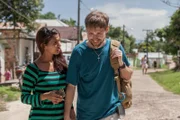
106,26,109,33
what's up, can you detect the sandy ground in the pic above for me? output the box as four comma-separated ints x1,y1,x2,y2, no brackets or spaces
0,69,180,120
124,69,180,120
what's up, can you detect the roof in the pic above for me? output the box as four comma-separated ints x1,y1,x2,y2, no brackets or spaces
35,19,69,27
47,26,78,40
0,22,25,29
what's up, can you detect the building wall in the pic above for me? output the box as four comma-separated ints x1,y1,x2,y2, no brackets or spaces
0,44,5,82
61,41,76,52
137,52,165,68
19,39,34,65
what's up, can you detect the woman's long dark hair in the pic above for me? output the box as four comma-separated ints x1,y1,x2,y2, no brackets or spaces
36,27,68,74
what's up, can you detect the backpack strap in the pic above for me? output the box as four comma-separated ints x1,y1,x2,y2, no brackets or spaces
110,40,123,98
110,40,121,72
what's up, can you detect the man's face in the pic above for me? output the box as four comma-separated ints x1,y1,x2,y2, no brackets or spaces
86,27,109,47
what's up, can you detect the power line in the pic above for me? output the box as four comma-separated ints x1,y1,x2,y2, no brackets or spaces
80,0,91,11
0,0,32,22
161,0,180,8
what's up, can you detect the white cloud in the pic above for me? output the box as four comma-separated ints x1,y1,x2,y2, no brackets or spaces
95,2,170,40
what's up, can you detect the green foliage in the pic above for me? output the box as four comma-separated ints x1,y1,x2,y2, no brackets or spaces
61,18,76,26
0,86,20,102
39,12,56,19
107,26,121,39
0,0,44,31
170,9,180,44
154,9,180,55
107,25,136,53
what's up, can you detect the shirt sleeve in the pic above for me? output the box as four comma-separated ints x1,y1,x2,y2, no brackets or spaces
21,64,43,107
66,48,81,86
119,44,130,67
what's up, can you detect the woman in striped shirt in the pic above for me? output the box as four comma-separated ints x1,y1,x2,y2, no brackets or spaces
21,27,75,120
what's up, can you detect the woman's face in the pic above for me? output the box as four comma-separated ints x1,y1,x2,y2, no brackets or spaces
44,34,61,55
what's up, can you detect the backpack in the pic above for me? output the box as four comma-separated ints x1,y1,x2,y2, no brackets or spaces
110,40,132,109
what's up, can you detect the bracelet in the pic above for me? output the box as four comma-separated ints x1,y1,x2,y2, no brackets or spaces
119,62,126,69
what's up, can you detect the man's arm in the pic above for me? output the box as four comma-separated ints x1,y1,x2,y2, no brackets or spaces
64,84,76,120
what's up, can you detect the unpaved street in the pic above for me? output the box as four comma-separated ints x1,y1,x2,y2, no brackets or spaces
124,70,180,120
0,69,180,120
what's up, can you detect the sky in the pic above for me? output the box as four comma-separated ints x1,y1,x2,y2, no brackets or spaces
42,0,179,41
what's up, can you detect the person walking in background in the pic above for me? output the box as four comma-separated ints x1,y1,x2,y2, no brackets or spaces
4,68,11,81
21,27,75,120
64,10,133,120
141,55,148,74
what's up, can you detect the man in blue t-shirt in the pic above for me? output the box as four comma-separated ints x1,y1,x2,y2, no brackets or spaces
64,10,133,120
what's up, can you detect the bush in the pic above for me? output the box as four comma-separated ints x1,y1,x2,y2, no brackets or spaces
0,86,20,111
0,86,20,102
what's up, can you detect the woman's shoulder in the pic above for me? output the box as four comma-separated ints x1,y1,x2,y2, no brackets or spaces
25,62,39,72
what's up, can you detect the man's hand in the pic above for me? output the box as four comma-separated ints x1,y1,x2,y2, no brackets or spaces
111,48,123,66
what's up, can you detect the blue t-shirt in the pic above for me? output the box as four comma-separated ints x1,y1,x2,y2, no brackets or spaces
66,39,130,120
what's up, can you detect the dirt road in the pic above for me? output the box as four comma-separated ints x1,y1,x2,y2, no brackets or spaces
124,70,180,120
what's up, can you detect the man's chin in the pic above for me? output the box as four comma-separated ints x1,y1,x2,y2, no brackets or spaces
92,43,100,47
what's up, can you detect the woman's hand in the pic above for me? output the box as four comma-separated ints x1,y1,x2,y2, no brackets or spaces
40,91,64,104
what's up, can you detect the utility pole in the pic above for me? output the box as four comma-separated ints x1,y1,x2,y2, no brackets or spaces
122,24,125,48
142,29,153,65
77,0,81,44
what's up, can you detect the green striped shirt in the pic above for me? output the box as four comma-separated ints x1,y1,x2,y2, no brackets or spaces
21,63,66,120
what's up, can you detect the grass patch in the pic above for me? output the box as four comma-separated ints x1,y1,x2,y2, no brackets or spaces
161,64,168,69
149,70,180,94
0,86,20,102
0,86,20,111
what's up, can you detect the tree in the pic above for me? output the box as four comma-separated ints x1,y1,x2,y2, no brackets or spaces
170,9,180,45
107,25,136,53
61,18,76,26
39,12,56,19
137,31,160,53
155,25,179,55
128,35,136,53
0,0,44,31
107,25,122,40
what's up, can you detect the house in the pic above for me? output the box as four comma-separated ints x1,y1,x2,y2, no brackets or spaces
35,19,69,27
0,22,34,80
0,19,79,80
137,52,164,68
